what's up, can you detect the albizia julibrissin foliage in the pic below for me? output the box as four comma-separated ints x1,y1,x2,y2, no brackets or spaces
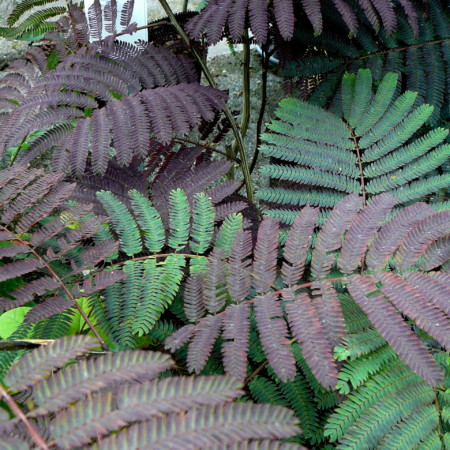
0,335,302,448
165,193,450,389
185,0,420,44
0,39,227,176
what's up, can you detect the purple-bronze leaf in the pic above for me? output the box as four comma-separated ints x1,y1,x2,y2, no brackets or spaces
0,259,44,283
396,210,450,270
187,314,223,374
358,0,380,32
52,391,126,449
300,0,322,34
15,182,76,234
405,272,450,316
282,205,318,286
273,0,295,40
366,202,434,270
312,280,346,350
417,236,450,271
120,0,135,27
254,293,296,382
99,403,300,448
284,289,338,389
117,375,243,420
0,243,29,258
4,335,99,392
78,270,127,296
25,295,75,324
249,0,269,44
229,0,248,39
31,350,174,415
348,275,444,386
1,172,63,225
222,303,250,380
0,277,59,312
184,273,206,323
331,0,358,33
339,193,396,273
227,229,252,303
88,0,103,41
311,194,362,279
253,218,279,294
165,324,196,352
372,0,396,35
203,249,227,314
378,272,450,349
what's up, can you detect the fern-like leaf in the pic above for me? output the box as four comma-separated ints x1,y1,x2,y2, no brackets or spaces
254,293,296,382
4,335,99,391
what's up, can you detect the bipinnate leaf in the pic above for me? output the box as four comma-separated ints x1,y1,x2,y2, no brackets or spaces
0,258,44,283
311,194,362,278
312,280,346,349
96,190,142,256
168,188,190,251
190,192,215,254
184,274,205,323
165,324,196,352
347,275,444,386
222,303,250,380
405,272,450,316
31,350,174,415
282,205,318,286
378,272,450,349
285,290,338,389
215,213,244,257
254,293,296,382
339,193,396,273
52,391,126,449
187,314,223,374
129,190,165,253
99,403,301,449
227,229,252,303
203,249,227,314
395,210,450,270
366,202,434,270
253,218,279,294
24,295,74,324
4,335,99,391
0,276,60,312
117,375,243,420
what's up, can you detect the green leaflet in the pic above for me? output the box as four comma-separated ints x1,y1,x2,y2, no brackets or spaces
190,193,215,254
168,188,190,251
257,69,449,215
96,191,142,256
214,213,243,257
129,190,165,253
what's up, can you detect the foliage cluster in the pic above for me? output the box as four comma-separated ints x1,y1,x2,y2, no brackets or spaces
0,0,448,448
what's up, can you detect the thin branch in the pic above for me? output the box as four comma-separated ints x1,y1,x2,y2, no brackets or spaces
250,42,271,174
155,0,255,202
0,384,49,450
174,137,241,163
356,38,450,61
350,127,366,207
0,225,107,349
244,361,268,386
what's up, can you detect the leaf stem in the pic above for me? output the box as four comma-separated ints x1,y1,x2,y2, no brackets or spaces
174,137,241,163
155,0,255,202
0,384,49,450
350,128,366,207
250,41,270,174
0,225,107,349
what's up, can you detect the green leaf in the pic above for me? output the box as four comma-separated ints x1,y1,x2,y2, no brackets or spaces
0,307,31,339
